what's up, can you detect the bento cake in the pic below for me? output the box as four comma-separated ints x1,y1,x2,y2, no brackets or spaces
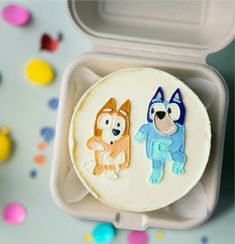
69,68,211,212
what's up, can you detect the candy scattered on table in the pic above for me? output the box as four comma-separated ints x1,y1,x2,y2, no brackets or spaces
38,141,47,150
92,223,115,243
83,233,92,242
0,127,11,163
155,230,164,240
2,202,26,225
127,231,148,244
48,97,59,110
40,33,63,52
201,236,209,243
25,59,54,85
2,4,30,26
34,154,46,165
40,127,54,143
30,169,37,178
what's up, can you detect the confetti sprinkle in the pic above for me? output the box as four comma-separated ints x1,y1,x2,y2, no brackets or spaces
38,141,47,150
0,126,11,163
2,202,26,224
92,223,115,243
127,231,148,244
34,155,46,165
48,97,59,110
2,4,30,26
40,127,54,143
155,231,164,240
30,169,37,178
40,33,63,52
83,233,92,242
201,236,209,243
25,59,54,85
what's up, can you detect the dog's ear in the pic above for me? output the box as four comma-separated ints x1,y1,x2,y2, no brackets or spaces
118,99,130,116
151,87,164,103
169,88,182,103
100,97,116,113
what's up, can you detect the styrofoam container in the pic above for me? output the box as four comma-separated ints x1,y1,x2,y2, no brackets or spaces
50,0,235,230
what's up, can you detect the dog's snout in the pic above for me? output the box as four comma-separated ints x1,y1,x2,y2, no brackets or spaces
112,129,120,136
156,111,166,120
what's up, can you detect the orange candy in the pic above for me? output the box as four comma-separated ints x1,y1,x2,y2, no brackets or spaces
34,155,46,165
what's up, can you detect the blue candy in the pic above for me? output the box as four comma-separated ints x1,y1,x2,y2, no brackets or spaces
40,127,54,143
92,222,115,243
48,97,59,110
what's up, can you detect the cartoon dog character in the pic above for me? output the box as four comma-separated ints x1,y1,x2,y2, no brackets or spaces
86,98,130,179
134,87,186,184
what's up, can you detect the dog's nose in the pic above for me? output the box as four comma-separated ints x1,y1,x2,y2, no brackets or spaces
112,129,120,136
156,111,166,120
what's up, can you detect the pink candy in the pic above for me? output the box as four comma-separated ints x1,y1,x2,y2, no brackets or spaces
127,231,148,244
2,202,26,225
2,4,30,26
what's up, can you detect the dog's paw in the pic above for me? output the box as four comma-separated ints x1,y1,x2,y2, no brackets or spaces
105,170,119,180
172,162,185,175
149,169,163,184
134,131,146,143
91,142,104,151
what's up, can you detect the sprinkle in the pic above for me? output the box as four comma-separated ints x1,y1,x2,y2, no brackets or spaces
2,202,26,224
127,231,148,244
38,141,47,150
30,169,37,178
201,236,209,243
40,33,62,52
25,59,54,85
2,4,30,26
83,233,92,242
0,126,11,163
92,223,115,243
48,97,59,110
155,231,164,240
40,127,54,143
34,155,46,165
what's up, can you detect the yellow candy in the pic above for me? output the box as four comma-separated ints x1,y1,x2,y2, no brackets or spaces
155,231,164,240
83,233,92,242
25,59,54,85
0,127,11,163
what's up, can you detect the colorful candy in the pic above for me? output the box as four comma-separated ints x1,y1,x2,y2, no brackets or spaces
2,202,26,224
25,59,54,85
48,97,59,110
92,223,115,243
40,33,63,52
0,127,11,163
34,155,46,165
127,231,148,244
2,4,30,26
40,127,54,143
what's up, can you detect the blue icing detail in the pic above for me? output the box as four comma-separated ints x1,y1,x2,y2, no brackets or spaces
134,86,186,184
92,223,115,243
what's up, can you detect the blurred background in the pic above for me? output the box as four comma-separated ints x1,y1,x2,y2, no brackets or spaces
0,1,234,244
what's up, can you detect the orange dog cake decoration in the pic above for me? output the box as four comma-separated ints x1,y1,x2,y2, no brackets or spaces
86,98,130,179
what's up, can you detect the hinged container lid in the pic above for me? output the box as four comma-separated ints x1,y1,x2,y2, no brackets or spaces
67,0,235,59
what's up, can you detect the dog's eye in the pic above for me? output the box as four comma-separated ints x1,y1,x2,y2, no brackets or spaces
117,122,120,127
167,103,180,121
151,107,154,114
97,113,112,129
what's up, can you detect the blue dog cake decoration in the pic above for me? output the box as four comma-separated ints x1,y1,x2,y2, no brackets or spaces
134,87,186,184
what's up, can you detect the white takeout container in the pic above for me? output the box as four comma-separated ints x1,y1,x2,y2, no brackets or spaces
50,0,235,230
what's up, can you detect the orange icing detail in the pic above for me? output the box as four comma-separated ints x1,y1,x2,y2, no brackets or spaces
38,141,47,150
34,155,46,165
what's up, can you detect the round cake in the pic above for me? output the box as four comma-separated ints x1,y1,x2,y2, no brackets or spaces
69,68,211,212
